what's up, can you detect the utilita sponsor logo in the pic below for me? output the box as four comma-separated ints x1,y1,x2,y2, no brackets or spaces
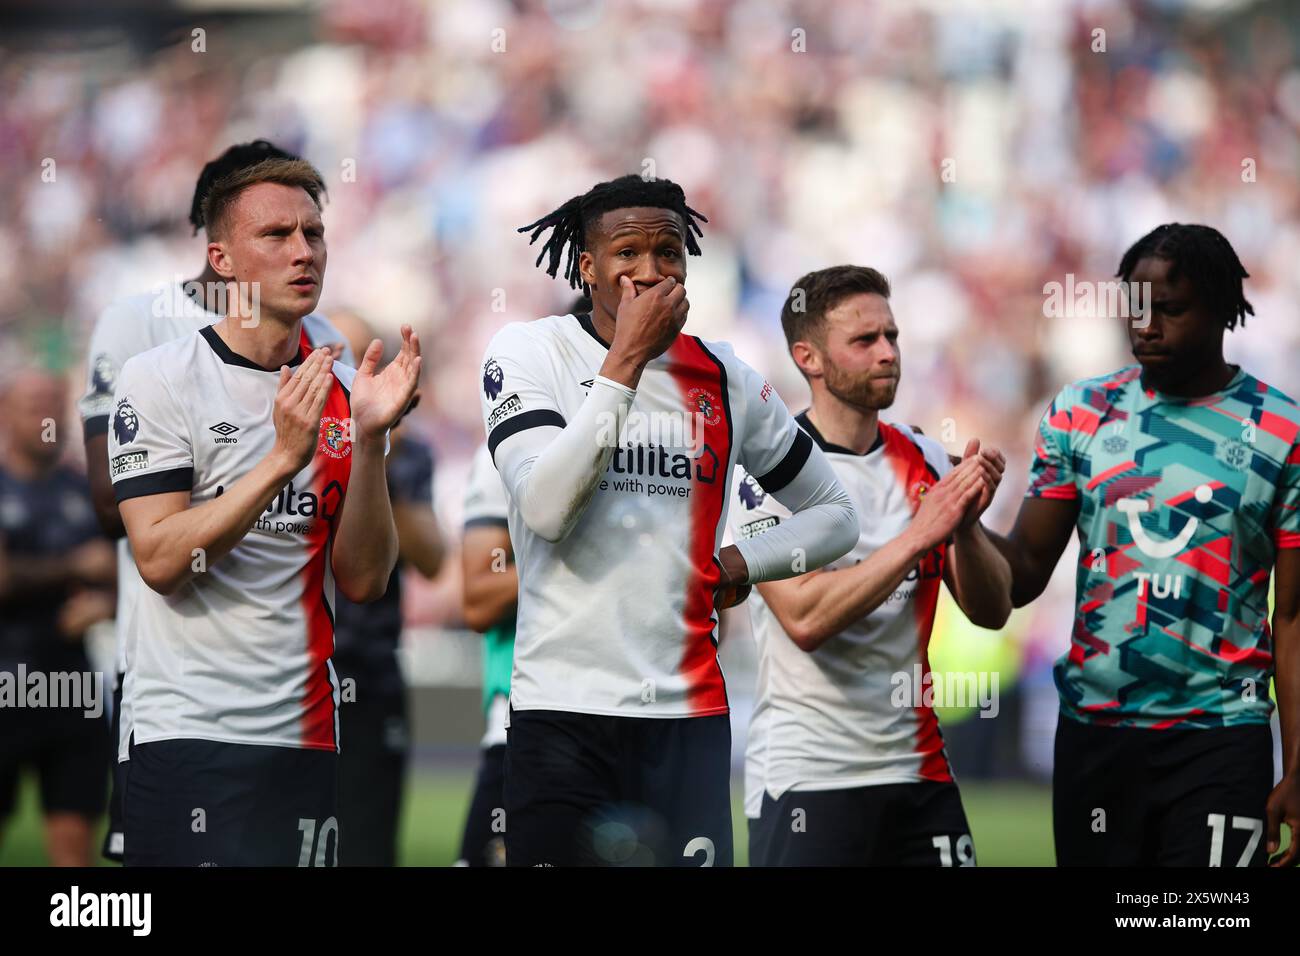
609,443,719,484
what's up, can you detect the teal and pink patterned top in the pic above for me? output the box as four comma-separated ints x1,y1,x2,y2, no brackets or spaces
1027,365,1300,728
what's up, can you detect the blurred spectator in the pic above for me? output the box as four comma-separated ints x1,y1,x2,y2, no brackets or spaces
0,368,116,865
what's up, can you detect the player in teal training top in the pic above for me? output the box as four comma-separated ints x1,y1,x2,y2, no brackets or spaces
992,224,1300,866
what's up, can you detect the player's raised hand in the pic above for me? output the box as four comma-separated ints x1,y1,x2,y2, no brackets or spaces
272,346,334,473
610,274,689,368
907,461,985,553
349,324,422,442
957,437,1006,529
1266,773,1300,866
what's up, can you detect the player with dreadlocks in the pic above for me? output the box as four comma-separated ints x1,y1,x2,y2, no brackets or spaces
480,174,857,866
988,223,1300,866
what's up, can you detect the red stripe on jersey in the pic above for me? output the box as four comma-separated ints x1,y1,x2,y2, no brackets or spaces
298,329,352,749
666,336,733,716
1085,460,1137,491
1070,407,1102,436
1259,410,1300,445
879,424,951,782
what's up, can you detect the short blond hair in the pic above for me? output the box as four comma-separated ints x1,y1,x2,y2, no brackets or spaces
201,157,326,239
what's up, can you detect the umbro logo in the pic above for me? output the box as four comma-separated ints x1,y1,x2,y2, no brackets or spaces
209,422,240,445
579,379,594,390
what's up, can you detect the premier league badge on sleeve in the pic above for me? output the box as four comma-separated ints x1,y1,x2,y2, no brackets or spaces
483,358,504,401
112,398,139,445
91,354,116,396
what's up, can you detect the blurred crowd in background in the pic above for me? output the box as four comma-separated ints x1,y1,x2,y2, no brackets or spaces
2,0,1299,777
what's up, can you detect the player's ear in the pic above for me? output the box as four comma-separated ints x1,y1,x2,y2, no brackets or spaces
578,250,597,292
208,240,235,281
790,341,821,380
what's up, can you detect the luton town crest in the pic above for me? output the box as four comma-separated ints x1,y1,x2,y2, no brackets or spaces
318,416,352,459
687,386,722,427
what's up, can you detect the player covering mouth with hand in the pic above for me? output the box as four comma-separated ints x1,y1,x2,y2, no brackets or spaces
480,174,858,866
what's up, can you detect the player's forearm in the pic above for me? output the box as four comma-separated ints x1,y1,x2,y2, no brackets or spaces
496,377,634,543
948,522,1013,628
332,436,398,602
599,349,649,391
130,453,298,595
462,567,519,632
770,530,932,652
1273,612,1300,779
733,451,857,584
985,528,1043,608
394,503,444,578
85,434,127,539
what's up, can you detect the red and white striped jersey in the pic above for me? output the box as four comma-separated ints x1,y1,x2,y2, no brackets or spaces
480,313,814,718
731,416,955,817
108,321,360,759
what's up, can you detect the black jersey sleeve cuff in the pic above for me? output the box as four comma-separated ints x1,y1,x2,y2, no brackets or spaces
113,467,195,502
488,409,567,462
464,516,510,531
83,415,109,440
755,429,813,494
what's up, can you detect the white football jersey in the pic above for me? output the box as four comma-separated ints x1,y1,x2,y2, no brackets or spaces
480,313,815,719
731,415,956,817
78,281,353,687
108,320,361,759
79,285,224,682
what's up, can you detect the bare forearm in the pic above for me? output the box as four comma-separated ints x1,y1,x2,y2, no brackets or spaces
394,503,444,579
130,453,296,594
463,567,519,632
948,522,1013,628
770,531,929,651
86,434,126,538
1275,615,1300,779
332,437,398,602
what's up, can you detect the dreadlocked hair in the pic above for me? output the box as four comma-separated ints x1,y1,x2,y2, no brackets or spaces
190,139,297,234
517,174,708,293
1115,223,1254,330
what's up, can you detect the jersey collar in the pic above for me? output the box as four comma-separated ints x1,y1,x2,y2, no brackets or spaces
575,312,611,350
796,410,883,456
200,324,307,372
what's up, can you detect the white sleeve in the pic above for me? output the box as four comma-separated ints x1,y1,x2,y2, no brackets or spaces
79,300,140,439
727,360,856,582
727,466,792,543
463,444,510,530
108,356,195,502
480,323,633,544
